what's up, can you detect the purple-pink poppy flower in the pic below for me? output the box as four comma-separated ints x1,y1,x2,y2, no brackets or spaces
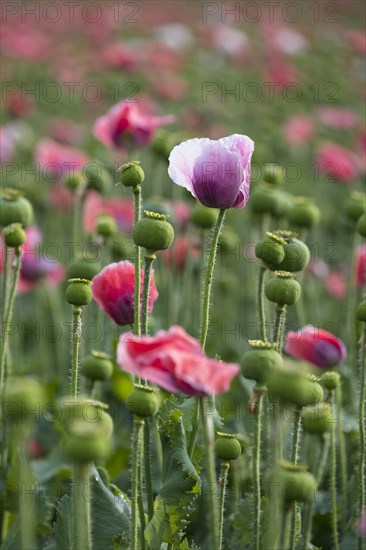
92,261,158,326
285,325,346,368
168,134,254,209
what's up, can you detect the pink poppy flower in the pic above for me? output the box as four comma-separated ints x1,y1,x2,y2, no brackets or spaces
35,139,88,179
83,191,134,233
117,326,239,396
283,116,315,146
325,271,347,300
317,107,358,130
285,325,346,368
348,30,366,54
316,143,359,183
93,100,175,150
168,134,254,209
358,508,366,537
356,244,366,288
92,261,158,326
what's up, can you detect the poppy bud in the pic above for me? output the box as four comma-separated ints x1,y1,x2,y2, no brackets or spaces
287,197,321,230
81,351,114,381
276,234,310,273
263,163,283,186
301,402,333,434
241,340,283,385
357,213,366,238
255,232,286,270
126,384,160,418
267,369,324,408
214,432,242,461
264,462,317,504
85,164,113,193
265,271,301,306
96,215,117,238
0,188,33,228
357,299,366,323
3,223,26,248
5,376,46,423
65,278,93,306
344,191,366,224
321,371,340,391
65,171,85,192
67,258,101,281
191,204,218,229
133,211,174,256
118,161,145,188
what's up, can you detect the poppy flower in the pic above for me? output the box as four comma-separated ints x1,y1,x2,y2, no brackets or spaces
316,143,359,183
83,191,134,234
92,261,158,326
285,325,346,368
168,134,254,209
117,325,239,396
356,244,366,288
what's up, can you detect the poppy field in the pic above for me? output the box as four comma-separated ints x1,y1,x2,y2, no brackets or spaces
1,1,366,549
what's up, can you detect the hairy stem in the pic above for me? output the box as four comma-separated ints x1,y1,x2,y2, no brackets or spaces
258,265,267,341
131,417,144,550
70,306,82,398
289,408,302,550
253,391,265,550
133,185,142,338
359,326,366,550
73,462,92,550
330,390,340,550
218,461,230,550
141,256,154,336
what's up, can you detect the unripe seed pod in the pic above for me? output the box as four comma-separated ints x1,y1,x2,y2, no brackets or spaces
277,237,310,272
287,197,321,230
85,164,113,193
344,191,366,223
357,213,366,238
0,188,33,228
267,369,324,408
96,215,117,238
321,371,340,391
219,228,239,252
65,278,93,306
241,340,283,385
133,211,174,255
58,397,114,438
214,433,242,461
110,233,133,262
191,204,218,229
263,164,283,186
255,232,286,270
301,402,333,434
357,300,366,322
67,258,101,281
65,421,111,463
151,129,178,160
119,161,145,188
264,462,317,504
65,171,85,192
81,351,114,381
5,376,46,423
265,271,301,306
250,185,291,218
3,223,26,248
127,385,160,417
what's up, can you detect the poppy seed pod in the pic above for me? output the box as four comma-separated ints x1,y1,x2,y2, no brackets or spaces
65,278,93,306
67,258,101,281
241,340,283,385
65,171,85,192
64,421,111,463
0,188,33,228
264,462,317,504
127,384,160,418
81,351,114,381
133,211,174,256
263,163,283,186
321,371,340,391
267,368,324,408
96,215,118,238
85,164,113,193
287,197,321,230
265,272,301,306
357,299,366,323
214,433,242,461
191,204,218,229
3,223,26,248
255,232,286,270
58,397,114,438
151,129,178,160
119,161,145,188
357,213,366,237
344,191,366,224
301,402,333,434
5,377,46,423
250,185,291,218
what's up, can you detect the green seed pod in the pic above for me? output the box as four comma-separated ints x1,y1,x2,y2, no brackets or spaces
357,300,366,323
81,351,114,381
277,237,310,272
219,227,239,253
263,164,283,186
58,397,114,438
255,232,286,270
0,188,33,228
250,185,291,218
65,171,85,192
214,433,242,461
5,377,46,423
127,385,160,418
133,211,174,256
301,402,333,434
191,204,219,229
67,258,101,281
85,164,113,193
344,191,366,223
3,223,26,248
241,340,283,385
151,129,178,160
321,371,340,391
287,197,321,230
119,161,145,188
96,215,117,238
265,272,301,306
267,368,324,408
357,213,366,238
65,421,111,463
265,462,317,504
65,278,93,306
110,233,133,262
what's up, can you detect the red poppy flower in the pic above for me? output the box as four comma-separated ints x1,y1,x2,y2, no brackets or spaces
285,325,346,368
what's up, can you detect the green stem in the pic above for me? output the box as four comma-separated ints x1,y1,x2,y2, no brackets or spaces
359,326,366,550
144,418,154,520
141,256,154,336
278,507,291,550
1,247,10,323
330,390,340,550
70,306,82,398
218,461,230,550
200,397,219,550
258,265,267,341
133,185,142,338
131,417,144,550
336,384,348,533
73,462,92,550
289,408,302,550
253,391,265,550
273,305,286,354
72,191,83,255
